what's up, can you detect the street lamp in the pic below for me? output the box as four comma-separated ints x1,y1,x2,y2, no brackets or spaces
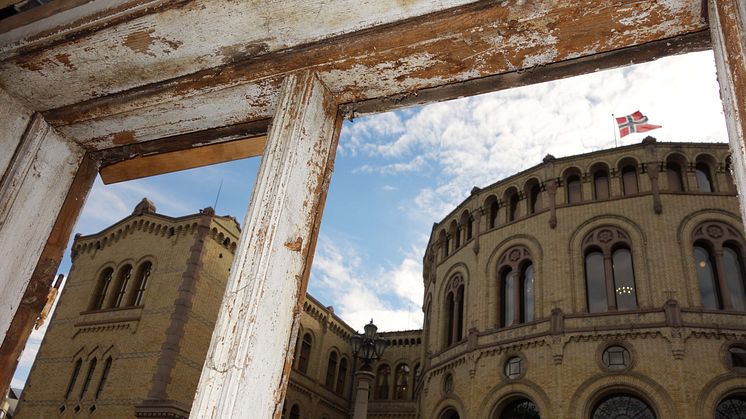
350,319,388,419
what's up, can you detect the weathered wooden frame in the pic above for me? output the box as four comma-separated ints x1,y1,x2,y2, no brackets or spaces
0,1,745,417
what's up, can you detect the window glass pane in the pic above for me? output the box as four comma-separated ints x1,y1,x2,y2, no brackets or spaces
504,357,522,379
602,345,631,370
447,293,455,345
522,265,534,322
499,398,540,419
724,247,746,311
592,394,656,419
567,176,582,203
694,246,721,309
715,396,746,419
612,249,637,310
729,347,746,368
585,252,607,313
594,172,609,199
666,163,683,191
509,194,518,221
696,164,713,192
503,271,515,326
622,167,638,195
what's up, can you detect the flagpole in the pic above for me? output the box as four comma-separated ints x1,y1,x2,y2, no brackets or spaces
611,113,618,147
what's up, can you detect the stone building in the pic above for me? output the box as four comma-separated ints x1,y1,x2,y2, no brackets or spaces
419,139,746,418
15,139,746,419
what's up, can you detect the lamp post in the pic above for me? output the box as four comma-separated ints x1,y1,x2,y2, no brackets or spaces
350,320,388,419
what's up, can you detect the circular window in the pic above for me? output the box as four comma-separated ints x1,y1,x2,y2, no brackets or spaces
715,395,746,419
592,394,655,419
504,357,522,379
728,346,746,370
602,345,631,371
443,373,454,395
498,398,540,419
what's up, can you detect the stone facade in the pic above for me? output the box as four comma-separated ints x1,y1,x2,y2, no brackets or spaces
16,140,746,419
420,139,746,418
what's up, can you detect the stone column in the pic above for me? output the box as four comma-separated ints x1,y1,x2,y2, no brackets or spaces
352,370,376,419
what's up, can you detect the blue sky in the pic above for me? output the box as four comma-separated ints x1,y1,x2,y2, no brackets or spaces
11,50,729,389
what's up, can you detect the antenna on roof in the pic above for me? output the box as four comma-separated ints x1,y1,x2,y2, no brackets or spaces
213,178,223,213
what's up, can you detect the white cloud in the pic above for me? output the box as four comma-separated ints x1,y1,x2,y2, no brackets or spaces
309,236,423,332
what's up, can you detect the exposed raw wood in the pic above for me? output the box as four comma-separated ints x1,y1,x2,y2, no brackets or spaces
0,0,708,148
0,119,85,359
191,71,341,418
100,135,266,184
710,0,746,224
0,153,96,396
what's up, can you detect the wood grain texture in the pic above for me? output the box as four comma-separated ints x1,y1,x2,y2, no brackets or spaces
191,71,341,418
0,121,84,353
100,135,266,184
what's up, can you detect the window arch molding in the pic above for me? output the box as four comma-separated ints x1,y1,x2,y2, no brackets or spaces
127,257,156,307
693,152,721,192
615,156,641,196
496,246,535,327
582,225,639,312
88,264,117,311
571,375,674,419
691,220,746,311
663,152,688,192
588,162,611,200
562,166,584,204
477,381,551,419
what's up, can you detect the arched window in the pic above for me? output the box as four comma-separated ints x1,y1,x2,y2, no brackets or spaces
64,358,82,399
593,169,610,200
583,227,638,312
336,357,347,395
695,162,714,192
592,394,655,419
393,363,410,400
109,265,132,309
90,268,113,311
497,246,534,327
129,261,152,307
325,351,338,388
289,404,300,419
566,174,582,204
666,162,684,191
485,195,499,229
621,165,639,195
461,211,473,241
297,333,312,373
444,275,465,346
693,221,746,311
95,357,112,399
439,230,448,258
525,180,542,214
440,408,460,419
508,192,519,222
451,220,460,249
375,364,391,400
495,398,540,419
716,395,746,418
80,358,97,399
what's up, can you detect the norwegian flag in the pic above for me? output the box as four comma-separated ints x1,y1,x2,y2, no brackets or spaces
616,111,662,138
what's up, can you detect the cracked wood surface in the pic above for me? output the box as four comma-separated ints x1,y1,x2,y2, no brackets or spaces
190,71,341,418
0,0,708,149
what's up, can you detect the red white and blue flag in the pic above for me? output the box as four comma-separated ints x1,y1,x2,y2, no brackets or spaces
616,111,662,138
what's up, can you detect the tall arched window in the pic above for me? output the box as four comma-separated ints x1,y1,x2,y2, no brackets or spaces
497,246,534,327
129,261,152,307
566,173,582,203
297,333,312,374
621,165,639,195
593,169,610,200
692,221,746,311
451,220,460,249
90,268,113,311
336,357,347,395
485,195,499,229
393,363,410,400
325,351,338,389
289,404,300,419
666,161,684,191
592,394,655,418
695,162,714,192
583,226,638,312
444,275,465,347
525,180,542,214
439,230,448,258
508,192,519,222
64,358,82,399
375,364,391,400
461,211,473,241
80,358,97,399
109,265,132,309
95,357,112,399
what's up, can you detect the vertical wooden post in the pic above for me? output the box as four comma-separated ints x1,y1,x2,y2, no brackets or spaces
0,114,86,374
710,0,746,223
191,71,341,418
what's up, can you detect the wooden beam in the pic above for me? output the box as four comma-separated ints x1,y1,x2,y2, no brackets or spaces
100,136,266,184
0,152,97,396
191,71,341,418
710,0,746,225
